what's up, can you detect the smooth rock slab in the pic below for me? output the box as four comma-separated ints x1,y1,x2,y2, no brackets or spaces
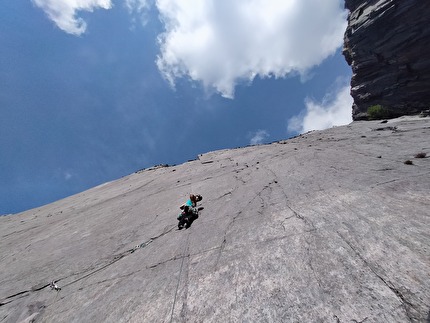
1,117,429,322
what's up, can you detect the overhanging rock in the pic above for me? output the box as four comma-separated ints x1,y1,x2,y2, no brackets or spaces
343,0,430,120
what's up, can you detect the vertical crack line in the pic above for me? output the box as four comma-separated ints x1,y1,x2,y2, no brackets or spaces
264,164,316,231
179,250,191,321
337,231,418,322
170,231,190,323
305,233,322,289
214,237,227,270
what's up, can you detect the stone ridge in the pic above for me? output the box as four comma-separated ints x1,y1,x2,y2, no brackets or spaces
343,0,430,120
0,117,429,322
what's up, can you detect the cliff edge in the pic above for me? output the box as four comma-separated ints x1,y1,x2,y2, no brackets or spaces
343,0,430,120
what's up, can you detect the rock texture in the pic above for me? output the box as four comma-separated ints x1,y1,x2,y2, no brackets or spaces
343,0,430,120
1,117,430,322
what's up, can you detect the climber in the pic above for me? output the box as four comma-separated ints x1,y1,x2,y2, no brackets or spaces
178,194,203,229
180,194,202,210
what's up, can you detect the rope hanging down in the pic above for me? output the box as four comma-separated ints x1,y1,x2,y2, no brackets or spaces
53,225,177,291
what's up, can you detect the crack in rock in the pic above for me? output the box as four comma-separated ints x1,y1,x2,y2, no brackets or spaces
148,255,186,269
351,317,368,323
0,291,30,307
1,225,178,307
337,231,420,322
304,233,322,289
214,237,227,270
170,231,190,323
262,165,316,231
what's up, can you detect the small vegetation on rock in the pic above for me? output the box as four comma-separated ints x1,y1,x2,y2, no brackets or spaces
367,105,390,120
404,160,413,165
414,152,427,158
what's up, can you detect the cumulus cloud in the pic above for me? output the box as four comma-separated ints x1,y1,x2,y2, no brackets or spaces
250,130,270,145
34,0,347,98
32,0,112,35
156,0,347,98
287,85,353,134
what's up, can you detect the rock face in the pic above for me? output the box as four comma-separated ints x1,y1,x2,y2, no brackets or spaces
1,117,430,322
343,0,430,120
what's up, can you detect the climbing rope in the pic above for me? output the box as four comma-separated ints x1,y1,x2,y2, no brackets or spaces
51,225,177,292
169,228,191,323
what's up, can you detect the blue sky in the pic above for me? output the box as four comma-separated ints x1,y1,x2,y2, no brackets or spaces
1,0,352,214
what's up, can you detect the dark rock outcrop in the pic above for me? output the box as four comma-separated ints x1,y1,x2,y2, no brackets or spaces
343,0,430,120
1,116,429,322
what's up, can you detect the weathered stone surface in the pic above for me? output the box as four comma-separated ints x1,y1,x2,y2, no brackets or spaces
343,0,430,120
1,117,429,322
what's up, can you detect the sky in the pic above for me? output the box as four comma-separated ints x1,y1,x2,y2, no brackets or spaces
1,0,353,215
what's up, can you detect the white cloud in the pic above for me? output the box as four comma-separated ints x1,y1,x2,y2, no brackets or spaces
156,0,347,98
32,0,112,35
250,130,269,145
125,0,152,27
125,0,151,12
287,84,353,134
